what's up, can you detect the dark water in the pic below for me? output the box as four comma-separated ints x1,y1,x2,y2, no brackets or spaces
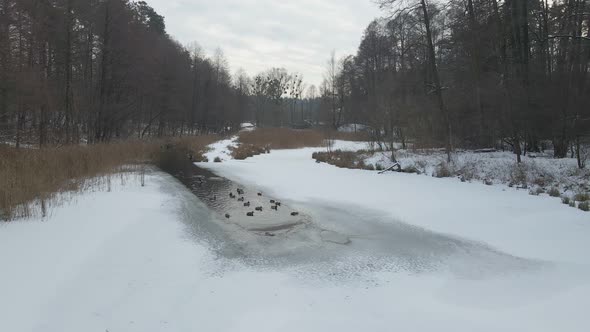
157,150,308,235
156,150,544,279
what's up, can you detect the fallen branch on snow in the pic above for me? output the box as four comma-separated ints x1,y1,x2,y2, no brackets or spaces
378,163,402,174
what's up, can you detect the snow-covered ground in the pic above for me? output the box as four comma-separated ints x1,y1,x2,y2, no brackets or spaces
337,123,370,133
200,143,590,263
203,135,239,162
198,140,590,330
240,122,255,131
207,134,588,198
365,149,589,196
1,138,589,331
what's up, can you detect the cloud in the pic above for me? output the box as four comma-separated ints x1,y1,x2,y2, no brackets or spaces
145,0,381,86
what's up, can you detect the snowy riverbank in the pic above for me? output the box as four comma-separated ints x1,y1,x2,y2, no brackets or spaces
368,149,589,198
200,144,590,264
1,143,589,331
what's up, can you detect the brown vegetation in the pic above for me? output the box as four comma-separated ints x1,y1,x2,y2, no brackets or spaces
0,135,217,221
548,188,561,197
238,128,325,149
231,128,368,160
230,144,269,160
230,128,325,160
574,192,590,202
434,162,453,178
312,150,374,170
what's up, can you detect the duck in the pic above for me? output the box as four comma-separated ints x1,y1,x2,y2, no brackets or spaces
255,206,263,211
275,202,281,206
271,205,278,211
246,211,254,217
225,213,231,219
238,197,245,202
229,192,236,198
290,212,299,216
244,201,250,207
257,192,262,196
270,200,275,204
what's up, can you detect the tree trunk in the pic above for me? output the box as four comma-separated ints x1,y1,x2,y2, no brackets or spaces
575,136,584,168
420,0,452,162
97,2,110,142
64,0,73,144
0,0,10,128
466,0,485,147
514,134,522,163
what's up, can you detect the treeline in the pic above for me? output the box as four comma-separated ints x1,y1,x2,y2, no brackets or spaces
317,0,589,167
2,0,588,168
251,68,311,128
0,0,251,147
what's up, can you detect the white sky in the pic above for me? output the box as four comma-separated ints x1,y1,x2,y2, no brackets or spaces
145,0,381,87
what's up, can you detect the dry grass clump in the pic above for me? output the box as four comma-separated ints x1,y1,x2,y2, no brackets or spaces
572,192,590,212
548,187,561,197
312,150,375,170
165,135,219,162
574,192,590,202
238,128,325,149
329,130,370,141
0,142,153,220
435,162,453,178
234,127,369,159
509,164,529,188
230,144,269,160
403,165,421,174
0,135,217,221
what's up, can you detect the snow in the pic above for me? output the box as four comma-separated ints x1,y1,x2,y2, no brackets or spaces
203,135,238,162
330,139,369,151
198,141,590,331
2,141,590,331
200,147,590,263
0,172,205,331
203,136,366,164
363,149,589,195
338,123,370,132
240,122,255,130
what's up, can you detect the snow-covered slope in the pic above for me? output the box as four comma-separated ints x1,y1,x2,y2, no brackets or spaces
1,148,589,332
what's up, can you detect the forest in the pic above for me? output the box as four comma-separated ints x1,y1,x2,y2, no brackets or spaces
325,0,590,167
0,0,588,167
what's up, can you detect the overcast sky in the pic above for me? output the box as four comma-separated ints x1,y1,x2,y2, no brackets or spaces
145,0,381,87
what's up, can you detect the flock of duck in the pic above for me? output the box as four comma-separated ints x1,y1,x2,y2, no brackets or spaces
222,188,299,219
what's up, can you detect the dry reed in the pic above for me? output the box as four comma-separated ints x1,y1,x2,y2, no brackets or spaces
0,135,217,221
312,150,375,170
238,128,325,149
